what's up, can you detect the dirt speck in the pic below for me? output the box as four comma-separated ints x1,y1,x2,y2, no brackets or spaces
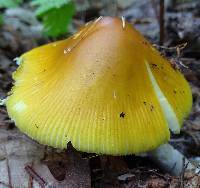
120,112,125,118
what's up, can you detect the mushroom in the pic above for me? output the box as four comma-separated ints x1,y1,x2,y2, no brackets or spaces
2,17,198,175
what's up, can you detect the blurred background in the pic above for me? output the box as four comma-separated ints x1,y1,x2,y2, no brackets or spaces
0,0,200,187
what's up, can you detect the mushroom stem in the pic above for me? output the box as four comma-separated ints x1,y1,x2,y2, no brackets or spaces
148,143,199,176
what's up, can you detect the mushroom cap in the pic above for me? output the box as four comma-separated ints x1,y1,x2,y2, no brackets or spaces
6,17,192,155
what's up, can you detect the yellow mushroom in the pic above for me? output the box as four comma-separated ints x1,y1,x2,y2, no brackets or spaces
5,17,192,155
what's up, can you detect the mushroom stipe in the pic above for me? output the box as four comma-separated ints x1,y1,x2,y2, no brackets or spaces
5,17,192,156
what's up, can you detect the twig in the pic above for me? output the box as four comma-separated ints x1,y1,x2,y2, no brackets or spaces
153,43,187,51
25,165,47,188
28,163,33,188
179,157,186,188
159,0,165,45
170,138,191,143
153,43,188,69
28,176,33,188
147,169,170,182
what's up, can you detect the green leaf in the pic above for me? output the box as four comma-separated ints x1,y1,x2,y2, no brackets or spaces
31,0,71,16
0,14,3,25
0,0,22,8
41,2,75,37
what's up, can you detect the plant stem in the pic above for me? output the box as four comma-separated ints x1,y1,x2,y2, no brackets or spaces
159,0,165,45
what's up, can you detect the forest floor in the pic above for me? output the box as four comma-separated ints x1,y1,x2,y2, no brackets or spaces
0,1,200,187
